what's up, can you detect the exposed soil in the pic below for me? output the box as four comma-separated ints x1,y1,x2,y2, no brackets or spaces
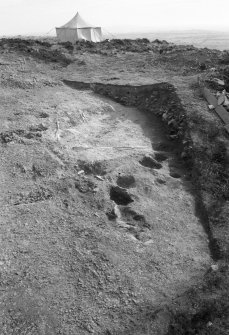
0,38,228,335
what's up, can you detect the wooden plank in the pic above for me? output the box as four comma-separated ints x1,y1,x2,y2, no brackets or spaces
224,124,229,134
203,87,218,106
202,87,229,125
215,105,229,125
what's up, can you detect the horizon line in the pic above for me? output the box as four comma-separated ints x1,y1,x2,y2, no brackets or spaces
1,28,229,38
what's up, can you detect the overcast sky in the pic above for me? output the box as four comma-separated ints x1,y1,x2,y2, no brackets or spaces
0,0,229,36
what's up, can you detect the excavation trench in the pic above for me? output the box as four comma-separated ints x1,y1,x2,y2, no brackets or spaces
52,80,216,333
64,79,216,259
0,78,216,335
24,78,215,334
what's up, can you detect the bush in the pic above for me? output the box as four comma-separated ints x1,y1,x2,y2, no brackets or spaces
59,41,74,51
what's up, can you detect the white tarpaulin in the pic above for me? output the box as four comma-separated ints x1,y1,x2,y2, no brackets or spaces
56,12,102,43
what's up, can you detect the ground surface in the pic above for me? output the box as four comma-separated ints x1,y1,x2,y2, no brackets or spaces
0,39,228,334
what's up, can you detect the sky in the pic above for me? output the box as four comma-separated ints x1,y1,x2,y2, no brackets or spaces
0,0,229,36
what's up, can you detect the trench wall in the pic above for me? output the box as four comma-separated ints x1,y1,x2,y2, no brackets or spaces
63,80,190,146
90,82,191,156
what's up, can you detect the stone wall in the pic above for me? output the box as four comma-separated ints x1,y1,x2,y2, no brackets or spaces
91,82,192,158
63,79,193,161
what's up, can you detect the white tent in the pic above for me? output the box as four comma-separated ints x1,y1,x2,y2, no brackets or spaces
56,12,102,43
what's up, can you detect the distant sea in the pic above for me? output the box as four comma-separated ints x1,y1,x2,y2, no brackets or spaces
113,30,229,51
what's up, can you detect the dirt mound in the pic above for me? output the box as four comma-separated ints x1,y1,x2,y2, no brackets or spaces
0,38,74,65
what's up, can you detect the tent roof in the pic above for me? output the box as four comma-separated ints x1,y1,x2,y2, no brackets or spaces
59,12,95,29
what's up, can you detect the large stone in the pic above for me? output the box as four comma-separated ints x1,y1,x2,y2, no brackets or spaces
139,155,162,169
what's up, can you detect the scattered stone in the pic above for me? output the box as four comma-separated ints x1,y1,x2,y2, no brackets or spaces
95,175,104,181
212,78,225,86
156,178,166,185
75,179,95,193
169,134,178,140
211,264,219,272
120,207,149,229
106,203,122,220
29,124,48,132
162,113,168,121
63,199,68,208
114,204,122,220
170,170,181,179
39,112,49,118
135,231,151,242
78,170,84,175
110,186,134,206
206,321,213,327
117,175,136,188
77,160,106,176
139,155,162,169
199,62,206,71
154,152,168,162
106,209,117,220
168,119,178,128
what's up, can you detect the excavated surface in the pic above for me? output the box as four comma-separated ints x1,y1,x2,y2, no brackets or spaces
0,40,218,334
